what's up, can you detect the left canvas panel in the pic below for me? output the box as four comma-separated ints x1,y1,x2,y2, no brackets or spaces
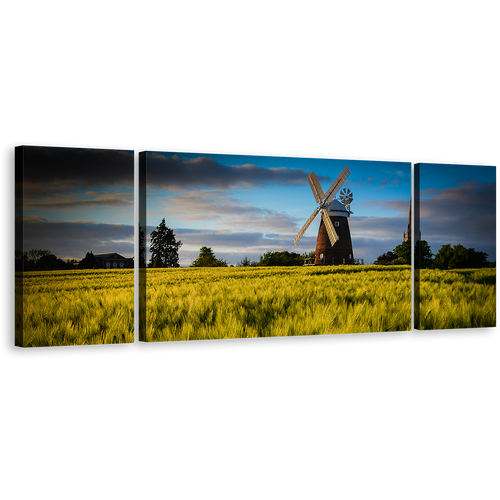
15,146,135,347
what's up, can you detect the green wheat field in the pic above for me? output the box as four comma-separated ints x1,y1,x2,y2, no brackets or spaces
16,266,496,346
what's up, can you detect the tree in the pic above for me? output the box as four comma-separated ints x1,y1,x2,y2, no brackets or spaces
37,254,68,270
258,251,304,266
466,248,489,268
149,219,182,268
191,247,227,267
393,240,413,264
433,244,453,269
393,240,433,267
238,256,251,267
434,244,489,269
134,223,146,269
417,240,433,267
374,251,398,265
15,249,23,271
301,250,316,264
23,248,52,271
237,256,258,267
79,251,96,269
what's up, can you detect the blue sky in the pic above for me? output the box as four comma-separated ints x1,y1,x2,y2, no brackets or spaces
21,150,495,266
144,152,411,265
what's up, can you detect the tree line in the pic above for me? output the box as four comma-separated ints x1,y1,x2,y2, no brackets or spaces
15,249,98,272
374,238,492,269
21,218,492,272
191,247,316,268
145,218,316,268
16,249,73,271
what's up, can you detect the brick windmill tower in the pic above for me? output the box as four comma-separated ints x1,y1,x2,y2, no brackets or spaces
294,166,354,265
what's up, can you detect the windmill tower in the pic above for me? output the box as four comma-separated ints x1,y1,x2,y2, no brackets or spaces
294,166,354,265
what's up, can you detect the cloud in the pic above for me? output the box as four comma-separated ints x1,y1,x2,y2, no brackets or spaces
350,237,403,264
351,176,378,187
350,215,408,240
22,215,47,222
146,178,495,265
419,180,496,258
24,192,134,211
175,228,293,249
142,224,314,266
21,218,134,260
358,198,410,215
144,153,331,189
18,146,133,198
158,189,302,233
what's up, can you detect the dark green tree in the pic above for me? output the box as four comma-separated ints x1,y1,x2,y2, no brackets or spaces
301,250,316,264
417,240,433,268
237,256,258,267
448,244,471,269
79,251,96,269
433,244,454,269
15,249,23,271
393,240,433,267
149,219,182,268
466,248,489,268
139,225,146,268
37,254,68,270
258,251,304,266
66,259,78,267
434,244,489,269
450,244,488,268
23,249,52,271
374,251,398,265
393,239,411,265
191,246,227,267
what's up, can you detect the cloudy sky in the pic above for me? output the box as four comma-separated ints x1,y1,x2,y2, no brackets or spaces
21,150,494,266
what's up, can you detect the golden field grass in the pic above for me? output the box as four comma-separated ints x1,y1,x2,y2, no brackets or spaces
16,266,493,347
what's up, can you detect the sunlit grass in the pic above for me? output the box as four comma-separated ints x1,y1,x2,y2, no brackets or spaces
19,270,134,347
19,266,491,347
417,268,496,330
143,265,411,342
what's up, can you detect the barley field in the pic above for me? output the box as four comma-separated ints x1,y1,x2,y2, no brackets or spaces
17,270,134,347
142,265,412,342
18,266,492,347
416,268,496,330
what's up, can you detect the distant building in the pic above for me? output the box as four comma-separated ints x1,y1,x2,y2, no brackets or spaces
403,190,422,241
94,253,134,269
403,201,411,242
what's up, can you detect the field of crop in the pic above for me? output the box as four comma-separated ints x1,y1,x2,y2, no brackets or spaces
17,266,492,347
17,270,134,347
142,265,412,342
416,268,496,330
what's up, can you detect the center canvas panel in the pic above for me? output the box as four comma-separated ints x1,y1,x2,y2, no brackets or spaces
139,152,411,342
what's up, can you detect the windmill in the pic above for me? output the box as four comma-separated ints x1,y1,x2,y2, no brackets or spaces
294,166,354,265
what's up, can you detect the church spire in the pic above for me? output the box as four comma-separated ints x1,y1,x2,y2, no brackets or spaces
404,200,411,242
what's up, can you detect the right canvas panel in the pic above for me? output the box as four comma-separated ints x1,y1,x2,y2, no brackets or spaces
414,163,496,330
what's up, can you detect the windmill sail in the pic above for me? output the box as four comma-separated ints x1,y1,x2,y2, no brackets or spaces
294,207,320,245
308,172,325,203
294,165,350,247
324,166,350,204
321,209,338,246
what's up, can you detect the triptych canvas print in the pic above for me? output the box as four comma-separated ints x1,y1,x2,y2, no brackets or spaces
15,146,496,347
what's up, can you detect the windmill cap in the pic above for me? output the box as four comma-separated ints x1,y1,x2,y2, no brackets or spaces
327,199,350,216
